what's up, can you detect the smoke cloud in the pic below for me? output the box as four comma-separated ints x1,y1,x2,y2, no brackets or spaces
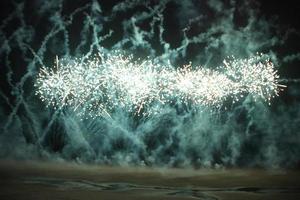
0,0,299,168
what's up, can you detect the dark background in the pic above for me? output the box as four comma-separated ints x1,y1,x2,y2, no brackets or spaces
0,0,300,168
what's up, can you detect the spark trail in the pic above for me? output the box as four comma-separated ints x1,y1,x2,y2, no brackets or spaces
35,52,285,118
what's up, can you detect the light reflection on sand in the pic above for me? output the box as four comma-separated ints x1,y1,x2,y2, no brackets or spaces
0,160,299,200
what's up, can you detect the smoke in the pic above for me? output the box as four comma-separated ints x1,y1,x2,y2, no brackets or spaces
0,0,299,168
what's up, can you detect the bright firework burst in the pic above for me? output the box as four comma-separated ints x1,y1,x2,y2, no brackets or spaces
34,52,285,118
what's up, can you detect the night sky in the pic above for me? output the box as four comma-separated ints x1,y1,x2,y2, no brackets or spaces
0,0,300,169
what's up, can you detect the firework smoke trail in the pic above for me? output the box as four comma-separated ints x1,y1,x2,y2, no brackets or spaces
35,52,285,118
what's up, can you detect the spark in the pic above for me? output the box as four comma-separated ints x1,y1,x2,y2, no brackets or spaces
34,52,285,118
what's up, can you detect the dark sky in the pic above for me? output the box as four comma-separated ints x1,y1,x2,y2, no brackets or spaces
0,0,300,168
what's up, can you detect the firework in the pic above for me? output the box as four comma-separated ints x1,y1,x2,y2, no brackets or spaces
35,52,285,118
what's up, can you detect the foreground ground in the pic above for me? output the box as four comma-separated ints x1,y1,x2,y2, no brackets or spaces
0,160,299,200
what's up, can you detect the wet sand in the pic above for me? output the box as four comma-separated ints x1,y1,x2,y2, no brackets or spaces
0,160,299,200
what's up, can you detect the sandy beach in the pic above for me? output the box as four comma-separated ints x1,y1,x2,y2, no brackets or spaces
0,160,299,200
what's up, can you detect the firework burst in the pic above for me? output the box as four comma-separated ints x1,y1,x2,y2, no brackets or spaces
35,52,285,118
